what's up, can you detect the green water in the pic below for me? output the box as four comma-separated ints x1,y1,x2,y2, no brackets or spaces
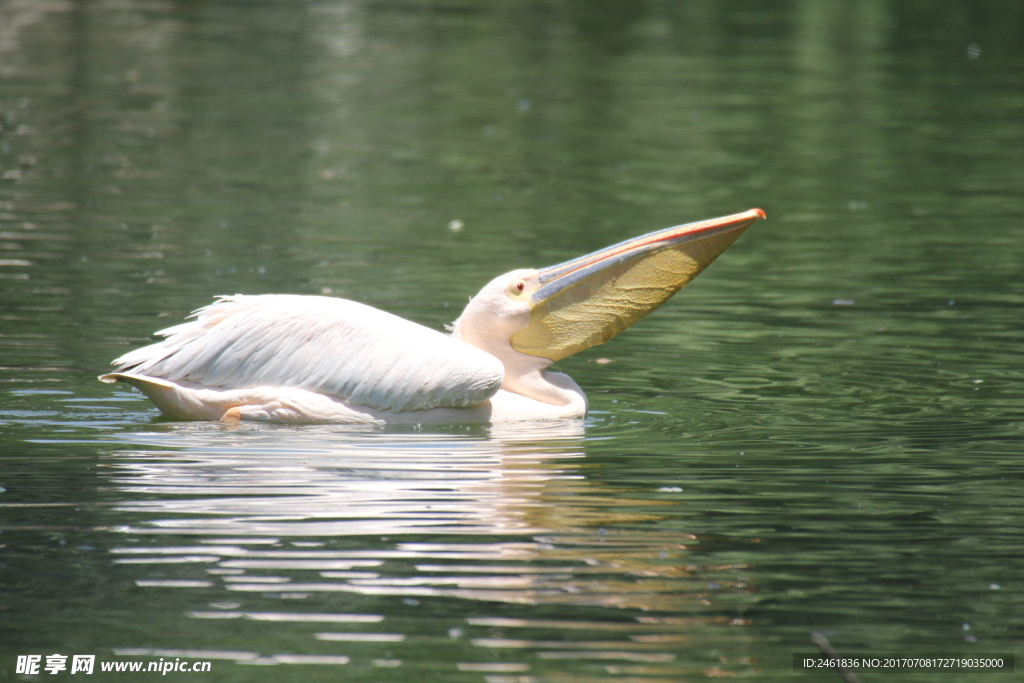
2,1,1023,681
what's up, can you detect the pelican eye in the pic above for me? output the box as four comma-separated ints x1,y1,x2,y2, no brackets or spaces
506,278,531,300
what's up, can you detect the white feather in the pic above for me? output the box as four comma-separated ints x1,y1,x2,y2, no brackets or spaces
112,295,504,413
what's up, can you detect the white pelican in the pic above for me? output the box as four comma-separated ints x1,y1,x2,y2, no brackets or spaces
101,208,764,424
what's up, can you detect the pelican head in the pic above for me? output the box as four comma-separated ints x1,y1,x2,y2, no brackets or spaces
452,209,764,404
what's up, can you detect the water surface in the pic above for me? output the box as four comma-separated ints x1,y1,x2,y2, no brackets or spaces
2,1,1023,681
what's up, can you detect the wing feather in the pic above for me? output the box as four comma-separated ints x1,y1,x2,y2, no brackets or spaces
112,295,504,412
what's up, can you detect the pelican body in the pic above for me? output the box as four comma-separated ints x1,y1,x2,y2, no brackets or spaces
101,209,764,424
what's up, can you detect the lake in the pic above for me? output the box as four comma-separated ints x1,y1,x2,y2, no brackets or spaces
1,1,1022,681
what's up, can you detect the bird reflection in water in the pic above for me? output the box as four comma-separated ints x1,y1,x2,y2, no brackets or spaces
107,423,757,678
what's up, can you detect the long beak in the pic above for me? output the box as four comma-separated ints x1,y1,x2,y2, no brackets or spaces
510,208,765,361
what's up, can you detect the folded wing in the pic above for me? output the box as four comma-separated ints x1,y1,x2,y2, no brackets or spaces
111,295,505,413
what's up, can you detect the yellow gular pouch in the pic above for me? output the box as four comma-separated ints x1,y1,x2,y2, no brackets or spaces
509,226,748,361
